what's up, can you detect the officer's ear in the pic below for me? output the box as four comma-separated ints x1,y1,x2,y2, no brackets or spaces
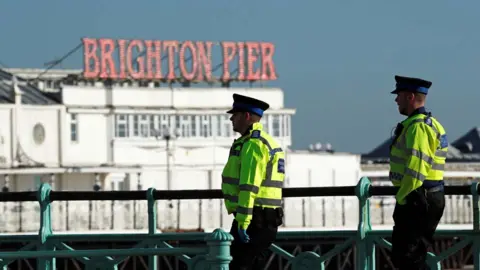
406,93,415,102
244,112,251,121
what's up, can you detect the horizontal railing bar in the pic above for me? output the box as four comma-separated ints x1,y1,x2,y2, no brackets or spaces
0,236,37,242
0,184,475,202
0,247,207,259
0,192,38,202
368,185,473,196
0,230,473,244
369,229,474,237
49,232,207,242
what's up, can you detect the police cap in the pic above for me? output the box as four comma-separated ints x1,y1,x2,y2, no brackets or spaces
226,93,270,117
391,75,433,95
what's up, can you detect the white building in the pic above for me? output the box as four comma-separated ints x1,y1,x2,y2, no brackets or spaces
0,67,362,232
1,68,477,233
1,67,297,191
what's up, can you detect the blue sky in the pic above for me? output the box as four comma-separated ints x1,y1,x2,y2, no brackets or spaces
1,0,479,153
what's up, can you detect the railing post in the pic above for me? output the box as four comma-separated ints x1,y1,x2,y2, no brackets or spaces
471,182,480,268
355,177,374,270
147,188,157,269
205,228,233,269
37,183,55,270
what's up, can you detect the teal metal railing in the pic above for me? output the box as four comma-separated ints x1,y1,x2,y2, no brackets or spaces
0,177,478,269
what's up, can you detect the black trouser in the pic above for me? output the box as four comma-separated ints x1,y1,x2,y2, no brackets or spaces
229,207,283,270
391,186,445,270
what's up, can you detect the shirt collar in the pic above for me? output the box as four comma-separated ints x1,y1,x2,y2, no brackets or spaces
241,122,264,138
409,106,427,117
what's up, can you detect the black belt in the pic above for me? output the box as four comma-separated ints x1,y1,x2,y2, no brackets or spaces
233,206,283,217
421,185,444,193
394,185,444,194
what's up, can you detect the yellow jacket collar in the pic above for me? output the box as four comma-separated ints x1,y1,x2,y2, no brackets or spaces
239,122,264,139
251,122,263,131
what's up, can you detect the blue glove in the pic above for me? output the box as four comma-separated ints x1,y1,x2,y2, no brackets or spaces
237,228,250,243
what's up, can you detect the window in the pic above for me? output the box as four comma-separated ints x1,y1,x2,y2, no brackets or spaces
200,116,211,137
191,115,197,137
179,115,191,137
112,113,224,139
149,115,157,137
221,115,232,137
139,115,149,137
260,115,269,133
285,115,291,136
216,115,222,137
272,115,281,137
159,115,170,137
133,115,139,136
115,114,129,137
175,115,181,136
111,179,126,191
70,113,78,142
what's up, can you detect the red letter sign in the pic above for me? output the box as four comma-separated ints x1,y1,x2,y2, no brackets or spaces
81,38,277,82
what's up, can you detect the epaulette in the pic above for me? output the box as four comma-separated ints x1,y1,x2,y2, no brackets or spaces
440,134,448,148
424,117,432,126
250,130,261,139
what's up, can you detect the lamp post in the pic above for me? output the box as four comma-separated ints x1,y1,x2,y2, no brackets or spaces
156,126,181,229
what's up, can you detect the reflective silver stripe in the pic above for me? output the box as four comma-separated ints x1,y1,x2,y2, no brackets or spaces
239,184,259,194
235,198,283,215
262,179,283,188
255,198,283,206
428,122,441,140
257,136,283,160
394,118,439,148
392,116,448,171
227,196,283,209
414,117,441,140
258,137,272,151
224,194,238,203
269,148,283,160
431,125,439,137
405,168,427,182
255,133,284,189
222,177,239,185
237,206,253,215
265,162,274,186
391,149,445,170
409,148,434,165
435,149,448,158
226,132,284,214
431,163,445,170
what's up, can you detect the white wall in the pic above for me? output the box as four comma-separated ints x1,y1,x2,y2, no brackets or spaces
0,107,12,166
18,106,63,166
286,152,361,187
65,111,292,166
0,103,292,169
0,105,64,168
61,86,285,109
62,113,109,165
283,152,362,228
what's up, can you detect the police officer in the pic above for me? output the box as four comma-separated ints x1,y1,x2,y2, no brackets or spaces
389,75,448,269
221,93,285,270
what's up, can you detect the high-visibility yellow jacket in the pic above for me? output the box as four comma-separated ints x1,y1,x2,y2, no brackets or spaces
221,122,285,229
389,111,448,204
